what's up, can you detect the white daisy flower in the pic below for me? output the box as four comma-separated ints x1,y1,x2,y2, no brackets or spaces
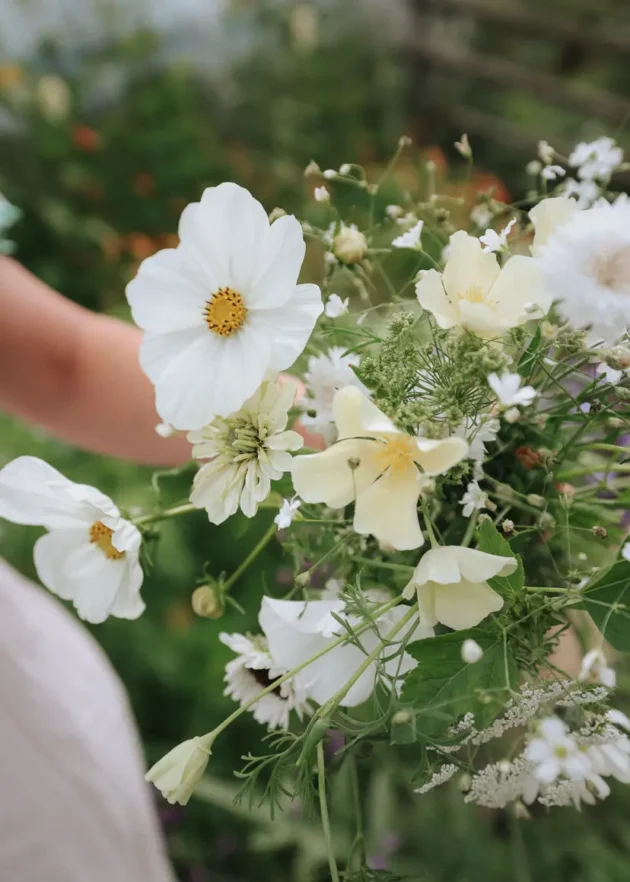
291,386,468,551
259,597,433,707
525,717,592,784
188,378,303,524
324,293,349,318
220,631,311,730
392,220,424,250
569,137,623,182
402,546,515,631
415,231,550,336
275,497,301,529
0,456,144,624
145,735,214,806
579,649,616,688
460,480,488,518
126,182,323,430
534,199,630,343
479,218,516,254
488,372,537,408
301,347,368,443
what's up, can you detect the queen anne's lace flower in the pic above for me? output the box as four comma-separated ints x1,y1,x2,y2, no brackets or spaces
525,717,592,784
126,182,322,430
0,456,144,624
414,764,458,794
189,379,303,524
291,386,468,550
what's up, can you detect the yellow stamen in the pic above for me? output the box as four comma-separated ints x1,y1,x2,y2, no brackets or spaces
89,521,125,561
203,287,247,336
373,435,418,477
460,285,487,305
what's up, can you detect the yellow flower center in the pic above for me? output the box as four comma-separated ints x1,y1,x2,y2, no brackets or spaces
89,521,125,560
373,435,418,477
203,287,247,336
460,285,488,305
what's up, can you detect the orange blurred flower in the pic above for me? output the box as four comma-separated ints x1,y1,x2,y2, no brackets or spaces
134,172,155,197
0,64,22,91
72,125,101,152
515,446,543,469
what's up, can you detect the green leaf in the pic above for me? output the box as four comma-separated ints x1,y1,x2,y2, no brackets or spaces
518,326,542,377
394,628,517,741
476,519,524,598
580,561,630,651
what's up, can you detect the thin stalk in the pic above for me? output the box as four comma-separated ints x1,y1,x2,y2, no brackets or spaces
222,521,277,594
133,502,198,527
461,511,479,548
317,742,340,882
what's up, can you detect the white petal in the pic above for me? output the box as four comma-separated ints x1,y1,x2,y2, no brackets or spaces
290,439,381,508
69,543,130,624
415,269,458,328
452,546,517,582
529,196,578,254
110,564,145,619
126,248,208,333
412,547,462,586
433,579,504,630
414,583,438,628
353,468,424,550
415,436,468,476
489,256,551,323
33,528,88,599
333,385,368,439
0,457,97,529
249,283,323,371
442,231,500,302
248,215,306,309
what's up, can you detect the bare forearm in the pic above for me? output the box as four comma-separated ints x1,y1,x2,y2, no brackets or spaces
0,258,191,466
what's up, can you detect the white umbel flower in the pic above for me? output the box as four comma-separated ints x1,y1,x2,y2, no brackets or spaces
259,597,433,707
301,347,367,443
0,456,144,624
126,182,323,430
460,481,488,517
525,716,592,784
415,231,549,335
145,735,214,805
488,372,537,408
392,220,424,250
533,199,630,343
188,378,303,523
291,387,468,551
220,632,311,730
403,546,516,631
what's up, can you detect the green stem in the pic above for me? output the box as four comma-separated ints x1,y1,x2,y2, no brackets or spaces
133,502,198,527
525,585,573,594
317,742,340,882
352,556,414,574
222,521,278,594
461,511,479,548
422,510,439,548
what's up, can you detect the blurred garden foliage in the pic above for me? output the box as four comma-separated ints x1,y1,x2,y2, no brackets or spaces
1,1,630,880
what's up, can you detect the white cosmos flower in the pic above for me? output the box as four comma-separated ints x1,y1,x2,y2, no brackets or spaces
415,231,549,335
188,378,303,524
479,218,516,254
301,347,368,443
569,137,623,182
145,735,214,805
402,546,516,631
525,717,592,784
392,220,424,250
275,497,301,529
0,456,144,624
460,481,488,518
291,387,468,551
219,632,311,730
126,182,323,430
578,649,616,688
533,199,630,343
259,597,433,707
324,293,349,318
488,372,537,408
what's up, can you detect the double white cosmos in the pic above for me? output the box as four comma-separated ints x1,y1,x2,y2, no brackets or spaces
0,457,144,623
291,386,469,550
127,183,323,431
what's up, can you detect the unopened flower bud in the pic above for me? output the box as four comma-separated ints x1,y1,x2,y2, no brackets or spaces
339,163,352,175
314,186,330,203
501,519,515,535
268,207,286,222
191,586,224,619
458,773,472,793
526,160,543,176
454,133,472,159
398,135,412,148
295,571,311,588
333,226,368,264
304,160,321,177
615,386,630,401
538,512,556,530
592,525,608,539
514,800,531,820
504,407,521,424
461,639,483,664
323,169,337,180
392,710,412,725
527,494,545,508
386,204,404,219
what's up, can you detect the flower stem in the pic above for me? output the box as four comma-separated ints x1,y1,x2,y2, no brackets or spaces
317,741,340,882
222,521,278,595
422,510,439,548
133,502,198,527
461,511,479,548
352,556,414,574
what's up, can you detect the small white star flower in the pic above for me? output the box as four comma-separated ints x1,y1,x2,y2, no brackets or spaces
460,481,488,518
569,137,623,182
301,347,367,443
0,457,144,624
480,218,516,253
470,204,493,228
324,293,349,318
392,220,424,250
314,186,330,203
579,649,616,688
274,497,301,529
538,140,555,164
189,378,303,524
454,133,472,159
525,717,592,784
461,639,484,664
488,372,537,408
541,165,566,182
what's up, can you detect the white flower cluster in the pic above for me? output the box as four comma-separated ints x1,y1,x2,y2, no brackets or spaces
414,764,459,794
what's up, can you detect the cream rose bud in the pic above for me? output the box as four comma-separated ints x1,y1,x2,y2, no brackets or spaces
145,735,214,805
333,225,368,264
403,546,517,631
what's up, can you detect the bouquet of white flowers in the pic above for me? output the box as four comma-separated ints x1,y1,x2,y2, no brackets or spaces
3,134,630,878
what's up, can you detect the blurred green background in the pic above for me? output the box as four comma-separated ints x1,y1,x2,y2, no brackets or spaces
1,1,630,879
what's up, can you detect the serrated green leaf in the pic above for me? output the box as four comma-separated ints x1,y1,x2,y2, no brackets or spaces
476,519,524,598
394,628,517,741
518,326,542,377
580,560,630,651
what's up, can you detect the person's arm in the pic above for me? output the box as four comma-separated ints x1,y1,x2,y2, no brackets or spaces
0,257,191,466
